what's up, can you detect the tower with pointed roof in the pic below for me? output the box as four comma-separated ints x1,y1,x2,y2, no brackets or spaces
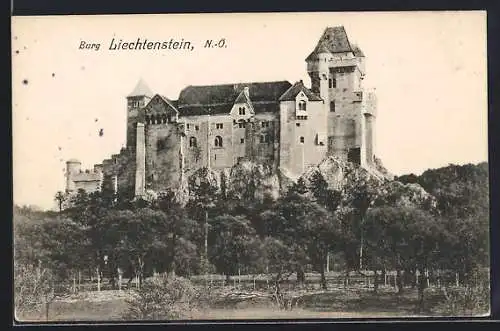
64,26,381,204
306,26,376,168
126,79,154,149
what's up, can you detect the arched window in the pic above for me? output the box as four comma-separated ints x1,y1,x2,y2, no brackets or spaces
298,100,307,111
239,107,246,115
189,136,197,148
214,136,223,147
300,136,305,144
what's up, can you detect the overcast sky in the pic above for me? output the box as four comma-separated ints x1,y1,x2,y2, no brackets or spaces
12,11,488,210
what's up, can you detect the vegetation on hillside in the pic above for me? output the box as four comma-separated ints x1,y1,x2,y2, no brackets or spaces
13,161,490,320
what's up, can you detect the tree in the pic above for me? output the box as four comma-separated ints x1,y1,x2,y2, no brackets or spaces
364,206,445,311
104,208,169,288
208,214,263,280
54,191,66,212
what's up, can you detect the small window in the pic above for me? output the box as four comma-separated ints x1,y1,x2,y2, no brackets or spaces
186,123,190,130
330,101,336,112
265,134,270,143
332,78,336,88
328,78,333,89
195,125,200,131
214,135,223,147
189,136,197,148
300,136,305,143
296,123,300,127
239,107,246,115
238,122,246,129
216,123,223,129
260,135,265,143
240,138,245,144
261,121,269,128
298,100,307,111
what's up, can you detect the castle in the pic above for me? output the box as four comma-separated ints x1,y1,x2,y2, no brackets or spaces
65,26,378,199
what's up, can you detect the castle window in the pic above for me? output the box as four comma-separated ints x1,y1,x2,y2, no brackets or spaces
216,123,223,129
300,136,305,144
298,100,307,111
329,78,336,88
187,124,190,130
195,125,200,131
189,137,197,148
214,136,223,147
261,121,269,128
330,101,336,112
240,138,245,144
238,122,246,129
239,107,246,115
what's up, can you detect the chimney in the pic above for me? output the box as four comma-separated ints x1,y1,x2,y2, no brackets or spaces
243,86,250,98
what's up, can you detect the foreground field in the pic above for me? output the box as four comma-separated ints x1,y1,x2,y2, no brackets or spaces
16,286,465,322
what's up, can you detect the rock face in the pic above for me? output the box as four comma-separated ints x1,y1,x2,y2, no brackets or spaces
147,156,435,211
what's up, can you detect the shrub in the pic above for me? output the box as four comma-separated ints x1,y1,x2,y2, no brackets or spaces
122,274,198,320
14,262,56,320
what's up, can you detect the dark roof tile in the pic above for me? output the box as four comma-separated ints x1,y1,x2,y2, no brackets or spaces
279,81,322,102
306,26,353,61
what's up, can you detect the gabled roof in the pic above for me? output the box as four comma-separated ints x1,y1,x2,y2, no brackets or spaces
279,80,322,102
176,81,292,116
306,26,354,61
352,44,365,57
234,90,251,104
127,78,154,98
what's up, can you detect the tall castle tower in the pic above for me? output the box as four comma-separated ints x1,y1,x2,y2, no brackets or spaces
126,79,154,149
306,26,377,168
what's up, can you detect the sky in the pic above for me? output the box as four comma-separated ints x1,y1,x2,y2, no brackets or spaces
12,11,488,210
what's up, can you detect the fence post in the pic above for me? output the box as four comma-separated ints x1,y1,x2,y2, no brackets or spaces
253,276,256,291
97,266,101,292
425,269,430,288
238,268,241,289
393,272,397,288
222,274,225,288
73,273,76,294
384,269,387,286
455,272,459,287
233,277,236,289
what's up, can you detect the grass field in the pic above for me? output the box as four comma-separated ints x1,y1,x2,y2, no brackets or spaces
15,286,463,322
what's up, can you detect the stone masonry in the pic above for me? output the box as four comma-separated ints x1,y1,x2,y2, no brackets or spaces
65,26,378,198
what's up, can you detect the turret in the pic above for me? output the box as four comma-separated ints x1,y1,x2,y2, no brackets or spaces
126,79,154,149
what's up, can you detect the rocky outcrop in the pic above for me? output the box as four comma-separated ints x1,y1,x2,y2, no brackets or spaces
144,156,435,211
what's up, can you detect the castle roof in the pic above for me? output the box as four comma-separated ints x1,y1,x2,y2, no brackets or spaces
175,81,292,116
352,44,365,57
279,80,322,102
128,78,154,98
306,26,354,61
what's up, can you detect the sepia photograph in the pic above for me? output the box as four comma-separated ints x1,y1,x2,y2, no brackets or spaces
12,11,489,322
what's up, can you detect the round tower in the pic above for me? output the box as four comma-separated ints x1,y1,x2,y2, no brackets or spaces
66,159,82,193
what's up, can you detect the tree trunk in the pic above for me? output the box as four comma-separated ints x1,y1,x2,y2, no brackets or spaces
417,269,426,313
171,231,177,277
373,269,379,293
320,261,328,290
297,267,305,285
396,269,403,294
